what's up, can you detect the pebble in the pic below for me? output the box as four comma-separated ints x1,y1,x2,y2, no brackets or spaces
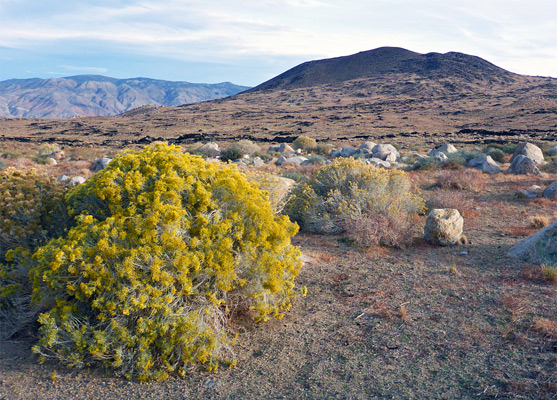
459,251,468,256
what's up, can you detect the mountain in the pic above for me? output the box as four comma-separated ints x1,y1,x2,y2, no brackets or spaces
0,75,250,118
1,47,555,148
249,47,516,91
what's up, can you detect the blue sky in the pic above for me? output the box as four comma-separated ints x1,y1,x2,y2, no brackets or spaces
1,0,556,86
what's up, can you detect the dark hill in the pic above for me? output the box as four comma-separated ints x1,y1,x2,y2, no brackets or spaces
250,47,516,91
0,75,250,118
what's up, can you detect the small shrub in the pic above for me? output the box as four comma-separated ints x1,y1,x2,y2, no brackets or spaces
292,136,317,152
228,140,261,156
284,158,425,238
304,155,326,165
26,143,303,381
529,215,551,229
220,147,244,162
312,143,333,156
341,213,417,248
541,265,557,284
32,143,61,164
532,318,557,338
486,147,505,163
488,143,516,154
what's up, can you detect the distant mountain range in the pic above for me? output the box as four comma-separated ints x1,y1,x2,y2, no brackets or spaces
0,75,250,118
249,47,518,91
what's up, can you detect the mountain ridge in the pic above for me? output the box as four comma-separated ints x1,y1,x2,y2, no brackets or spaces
0,75,250,118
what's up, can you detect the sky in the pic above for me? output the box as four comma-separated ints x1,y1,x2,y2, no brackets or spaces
1,0,556,86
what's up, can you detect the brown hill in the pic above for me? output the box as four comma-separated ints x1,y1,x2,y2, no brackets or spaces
249,47,516,91
0,48,555,149
0,75,250,118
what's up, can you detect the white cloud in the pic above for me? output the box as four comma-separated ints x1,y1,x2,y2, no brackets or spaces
60,65,108,74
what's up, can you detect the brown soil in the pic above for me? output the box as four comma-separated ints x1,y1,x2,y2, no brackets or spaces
1,170,556,400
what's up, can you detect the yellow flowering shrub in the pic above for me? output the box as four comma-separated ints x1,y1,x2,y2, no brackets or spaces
284,158,425,240
28,143,302,381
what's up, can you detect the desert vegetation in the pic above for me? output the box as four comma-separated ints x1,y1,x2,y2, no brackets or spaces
0,137,555,399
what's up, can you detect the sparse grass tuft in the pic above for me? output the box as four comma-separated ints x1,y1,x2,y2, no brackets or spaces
529,215,550,229
541,265,557,284
532,318,557,338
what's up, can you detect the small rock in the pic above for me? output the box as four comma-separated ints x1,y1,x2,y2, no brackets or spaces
459,251,468,256
543,181,557,199
91,157,112,172
69,176,86,186
57,175,70,184
45,157,57,165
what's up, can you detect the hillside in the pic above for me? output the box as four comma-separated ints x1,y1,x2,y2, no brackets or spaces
0,48,555,147
0,75,250,118
249,47,517,91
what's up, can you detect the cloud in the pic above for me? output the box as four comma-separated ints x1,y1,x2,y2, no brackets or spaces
60,65,108,74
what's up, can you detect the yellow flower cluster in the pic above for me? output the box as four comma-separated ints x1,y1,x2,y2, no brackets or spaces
28,143,302,381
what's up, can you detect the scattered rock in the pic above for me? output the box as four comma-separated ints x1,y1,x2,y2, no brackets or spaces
436,144,458,155
276,156,288,166
197,142,221,157
359,141,377,152
510,142,546,165
91,157,112,172
507,155,541,175
507,220,557,266
368,158,391,168
56,175,70,184
424,208,464,246
281,156,309,165
429,150,449,163
543,181,557,199
69,176,86,186
45,157,57,165
268,143,294,153
332,147,357,158
518,189,539,199
51,150,65,160
372,144,399,161
467,155,501,174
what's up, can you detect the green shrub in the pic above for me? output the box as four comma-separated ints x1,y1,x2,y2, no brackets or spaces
292,136,317,151
26,143,302,381
284,158,425,239
230,139,261,155
220,147,244,162
32,143,61,164
486,147,505,163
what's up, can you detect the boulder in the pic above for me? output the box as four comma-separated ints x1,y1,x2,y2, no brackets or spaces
69,176,86,187
276,156,288,166
435,144,458,155
332,147,357,158
368,158,391,168
384,152,398,163
197,142,221,157
56,175,70,184
424,209,464,246
467,155,501,174
429,150,449,163
507,220,557,266
91,157,112,172
372,144,399,161
510,142,546,165
359,141,377,152
281,156,308,166
507,155,541,175
543,181,557,199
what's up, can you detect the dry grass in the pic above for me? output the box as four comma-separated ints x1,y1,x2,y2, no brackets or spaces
541,265,557,284
531,318,557,338
433,168,486,191
426,188,476,217
529,215,551,229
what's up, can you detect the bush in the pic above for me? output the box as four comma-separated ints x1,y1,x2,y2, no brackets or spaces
284,158,424,241
231,139,261,156
292,136,317,151
0,168,69,261
220,147,244,162
25,143,303,381
32,143,61,164
486,147,505,163
0,169,70,339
